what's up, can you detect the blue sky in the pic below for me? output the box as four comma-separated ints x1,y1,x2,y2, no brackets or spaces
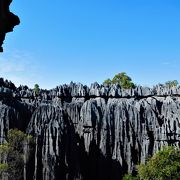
0,0,180,89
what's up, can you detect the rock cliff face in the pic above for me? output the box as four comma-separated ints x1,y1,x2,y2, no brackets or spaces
0,0,20,52
0,79,180,179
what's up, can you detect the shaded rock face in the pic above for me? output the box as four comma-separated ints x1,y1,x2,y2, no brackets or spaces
0,79,180,179
0,0,20,52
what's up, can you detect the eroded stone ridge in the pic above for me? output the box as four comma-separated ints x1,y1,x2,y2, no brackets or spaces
0,0,20,52
0,79,180,179
13,82,180,100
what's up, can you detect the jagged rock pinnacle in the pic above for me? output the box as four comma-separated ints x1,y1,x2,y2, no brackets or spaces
0,79,180,179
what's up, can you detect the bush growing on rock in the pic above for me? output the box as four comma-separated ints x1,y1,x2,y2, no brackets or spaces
138,146,180,180
122,174,138,180
0,129,33,180
103,72,136,89
122,146,180,180
165,80,179,88
34,84,40,96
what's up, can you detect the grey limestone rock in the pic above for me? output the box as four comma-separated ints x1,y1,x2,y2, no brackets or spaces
0,80,180,179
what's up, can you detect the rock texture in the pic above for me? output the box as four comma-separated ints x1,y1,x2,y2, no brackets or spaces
0,0,20,52
0,79,180,179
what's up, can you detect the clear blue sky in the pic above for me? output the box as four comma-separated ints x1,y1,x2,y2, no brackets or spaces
0,0,180,89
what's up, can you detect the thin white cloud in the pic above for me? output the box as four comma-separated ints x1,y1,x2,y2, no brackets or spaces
161,60,177,67
0,61,25,73
0,50,30,73
0,50,39,88
162,62,170,65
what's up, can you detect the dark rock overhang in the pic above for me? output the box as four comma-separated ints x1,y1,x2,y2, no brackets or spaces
0,0,20,52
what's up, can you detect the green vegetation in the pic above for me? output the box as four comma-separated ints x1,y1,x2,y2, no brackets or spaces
122,146,180,180
103,72,136,89
122,173,138,180
138,146,180,180
0,129,33,180
34,83,40,96
165,80,179,88
103,78,112,86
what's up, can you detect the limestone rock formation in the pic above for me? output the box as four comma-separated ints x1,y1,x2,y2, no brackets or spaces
0,79,180,179
0,0,20,52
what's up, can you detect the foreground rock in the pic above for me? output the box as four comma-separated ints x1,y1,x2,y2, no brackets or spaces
0,0,20,52
0,79,180,179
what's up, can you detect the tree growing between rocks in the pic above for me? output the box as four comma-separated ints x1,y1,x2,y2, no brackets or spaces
165,80,179,88
0,129,33,180
103,72,136,89
34,84,40,96
123,146,180,180
138,146,180,180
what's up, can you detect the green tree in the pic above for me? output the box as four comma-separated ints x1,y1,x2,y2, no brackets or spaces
165,80,178,88
103,78,112,86
34,84,40,96
138,146,180,180
122,174,138,180
103,72,136,89
0,129,33,180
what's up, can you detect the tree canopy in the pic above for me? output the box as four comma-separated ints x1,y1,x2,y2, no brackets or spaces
165,80,179,88
34,84,40,96
123,146,180,180
138,146,180,180
103,72,136,89
0,129,33,180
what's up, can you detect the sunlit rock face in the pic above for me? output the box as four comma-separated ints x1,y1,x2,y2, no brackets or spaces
0,79,180,179
0,0,20,52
